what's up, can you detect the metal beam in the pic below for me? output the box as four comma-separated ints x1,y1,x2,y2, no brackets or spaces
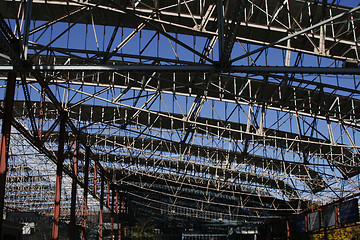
0,72,16,237
99,175,104,240
81,147,90,240
22,0,33,60
116,190,121,240
69,134,79,240
51,114,66,240
217,0,224,61
111,185,115,240
230,5,360,63
1,65,360,74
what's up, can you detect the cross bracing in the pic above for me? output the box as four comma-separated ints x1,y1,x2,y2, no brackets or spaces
0,0,360,238
1,0,360,62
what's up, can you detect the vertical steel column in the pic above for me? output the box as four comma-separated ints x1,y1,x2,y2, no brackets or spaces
111,186,115,240
107,179,110,208
335,205,339,226
116,190,121,240
69,134,79,240
38,87,45,140
99,173,104,240
324,227,328,240
94,164,97,196
286,220,290,239
81,147,90,240
22,0,33,60
122,195,127,238
52,114,66,240
217,0,224,61
0,72,16,237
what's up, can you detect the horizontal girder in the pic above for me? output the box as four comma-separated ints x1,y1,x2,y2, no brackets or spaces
1,0,359,62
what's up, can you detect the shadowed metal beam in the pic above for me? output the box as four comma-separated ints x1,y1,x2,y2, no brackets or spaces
230,5,360,64
0,65,360,74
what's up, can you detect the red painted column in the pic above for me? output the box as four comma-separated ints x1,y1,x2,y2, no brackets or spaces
116,190,121,240
286,220,290,239
122,195,127,238
335,205,339,226
94,164,97,196
107,179,110,208
111,185,115,240
69,135,79,240
99,174,104,240
81,147,90,240
52,114,66,240
0,72,16,237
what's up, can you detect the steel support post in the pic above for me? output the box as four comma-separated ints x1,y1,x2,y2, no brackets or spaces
81,147,90,240
69,135,79,240
324,227,328,240
52,114,66,240
22,0,33,60
94,164,97,196
99,174,104,240
0,72,16,236
335,205,339,226
116,190,121,240
107,179,110,208
122,195,126,237
111,185,115,240
286,220,290,239
38,87,45,140
216,0,224,61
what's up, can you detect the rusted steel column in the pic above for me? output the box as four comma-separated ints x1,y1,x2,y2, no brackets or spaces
94,163,97,196
81,147,90,240
122,195,127,238
52,114,66,240
335,205,339,226
0,72,16,237
69,135,79,240
116,190,121,240
99,174,104,240
123,194,127,215
121,194,124,222
111,185,115,240
286,220,290,239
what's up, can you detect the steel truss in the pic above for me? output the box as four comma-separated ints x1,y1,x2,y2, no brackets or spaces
0,0,360,238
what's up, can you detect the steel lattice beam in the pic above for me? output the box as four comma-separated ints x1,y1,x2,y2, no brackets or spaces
0,0,360,234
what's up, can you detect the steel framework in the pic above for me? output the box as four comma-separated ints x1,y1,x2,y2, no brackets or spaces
0,0,360,238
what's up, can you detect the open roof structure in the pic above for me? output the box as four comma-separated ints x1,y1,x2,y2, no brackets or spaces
0,0,360,238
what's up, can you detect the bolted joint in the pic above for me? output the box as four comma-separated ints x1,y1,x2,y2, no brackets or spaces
213,60,231,72
20,59,33,71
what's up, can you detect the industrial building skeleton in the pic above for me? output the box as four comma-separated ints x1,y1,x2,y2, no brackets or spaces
0,0,360,238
